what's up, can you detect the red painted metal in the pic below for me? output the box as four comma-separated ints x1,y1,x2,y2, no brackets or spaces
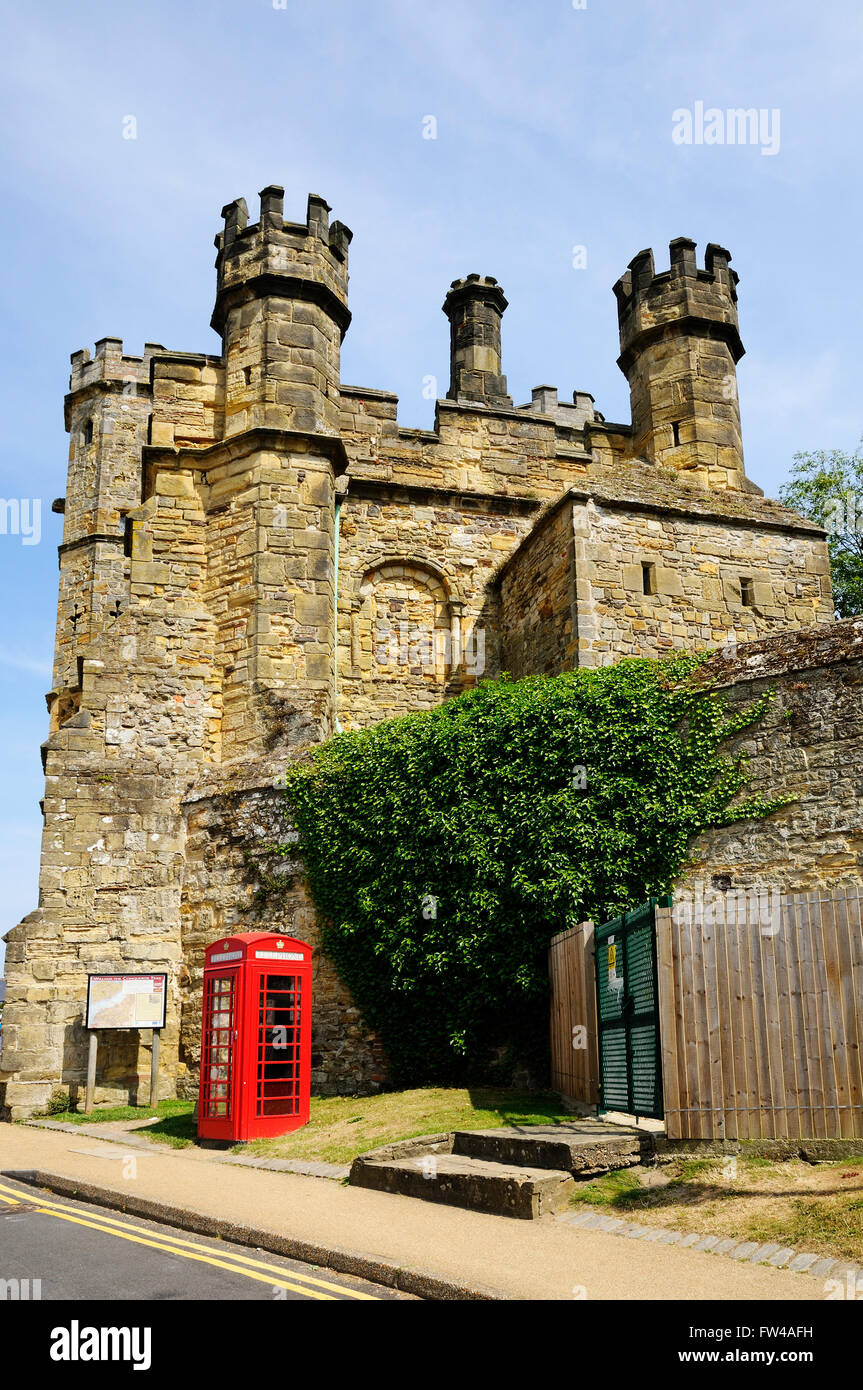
197,932,312,1141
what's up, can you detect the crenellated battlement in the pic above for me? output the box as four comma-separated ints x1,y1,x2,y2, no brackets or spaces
614,238,738,311
68,338,162,395
214,186,348,254
614,239,742,368
444,273,506,303
212,185,352,339
69,339,223,393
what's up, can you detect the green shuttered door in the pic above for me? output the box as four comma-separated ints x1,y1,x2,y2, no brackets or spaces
595,898,667,1120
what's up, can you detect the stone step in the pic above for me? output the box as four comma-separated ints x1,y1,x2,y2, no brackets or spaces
350,1151,575,1220
452,1123,648,1176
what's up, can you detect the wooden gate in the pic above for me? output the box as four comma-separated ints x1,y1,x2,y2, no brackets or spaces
548,920,599,1106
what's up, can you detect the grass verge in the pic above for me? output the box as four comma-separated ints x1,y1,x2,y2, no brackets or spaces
570,1156,863,1263
34,1099,197,1148
239,1087,575,1164
41,1088,574,1164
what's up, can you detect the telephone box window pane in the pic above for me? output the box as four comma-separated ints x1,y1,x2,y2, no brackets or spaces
202,973,235,1119
257,973,302,1116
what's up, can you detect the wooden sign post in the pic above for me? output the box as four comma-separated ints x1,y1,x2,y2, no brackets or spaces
84,1031,98,1114
149,1027,160,1107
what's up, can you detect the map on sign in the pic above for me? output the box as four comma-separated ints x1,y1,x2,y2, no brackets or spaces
86,974,167,1030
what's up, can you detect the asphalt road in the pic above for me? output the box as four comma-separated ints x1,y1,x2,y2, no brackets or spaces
0,1176,409,1301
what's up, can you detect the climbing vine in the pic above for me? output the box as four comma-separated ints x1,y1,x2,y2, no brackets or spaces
278,655,789,1084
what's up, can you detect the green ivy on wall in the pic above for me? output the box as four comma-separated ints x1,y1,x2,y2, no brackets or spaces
280,655,787,1085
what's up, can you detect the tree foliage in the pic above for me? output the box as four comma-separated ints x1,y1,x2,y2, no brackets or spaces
281,655,787,1084
779,448,863,618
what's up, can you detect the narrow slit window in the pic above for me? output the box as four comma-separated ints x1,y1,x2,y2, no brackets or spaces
123,514,134,558
671,420,681,446
740,577,755,607
82,419,94,446
642,563,655,596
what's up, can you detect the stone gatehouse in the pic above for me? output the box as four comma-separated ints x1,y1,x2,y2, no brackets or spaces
0,185,837,1118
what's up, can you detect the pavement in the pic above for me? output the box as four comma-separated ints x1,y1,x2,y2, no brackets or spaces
0,1120,826,1301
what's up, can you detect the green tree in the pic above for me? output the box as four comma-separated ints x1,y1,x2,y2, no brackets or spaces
281,656,787,1085
778,448,863,618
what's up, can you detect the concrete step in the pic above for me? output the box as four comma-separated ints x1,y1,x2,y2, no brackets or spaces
350,1152,575,1219
452,1122,648,1176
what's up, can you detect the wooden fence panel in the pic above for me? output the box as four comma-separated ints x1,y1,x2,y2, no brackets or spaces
548,921,599,1105
656,887,863,1140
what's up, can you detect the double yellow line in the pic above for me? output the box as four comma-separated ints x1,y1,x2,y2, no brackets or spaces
0,1181,378,1301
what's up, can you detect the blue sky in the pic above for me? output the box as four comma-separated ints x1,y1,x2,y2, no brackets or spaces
0,0,861,969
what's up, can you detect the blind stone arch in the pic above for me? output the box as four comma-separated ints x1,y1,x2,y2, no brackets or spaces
355,560,454,714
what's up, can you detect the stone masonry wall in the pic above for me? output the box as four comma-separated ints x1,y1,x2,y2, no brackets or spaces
0,735,187,1118
179,763,388,1097
572,495,832,666
679,618,863,895
336,486,541,727
499,498,577,679
149,353,225,450
498,477,832,677
339,388,593,501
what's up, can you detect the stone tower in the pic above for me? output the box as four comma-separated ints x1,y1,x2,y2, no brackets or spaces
214,186,351,439
613,239,747,490
207,186,354,752
53,341,154,732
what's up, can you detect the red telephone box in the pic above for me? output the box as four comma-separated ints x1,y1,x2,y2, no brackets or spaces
198,932,312,1142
